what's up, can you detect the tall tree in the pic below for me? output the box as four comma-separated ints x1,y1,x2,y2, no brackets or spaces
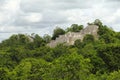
66,24,83,32
52,27,65,40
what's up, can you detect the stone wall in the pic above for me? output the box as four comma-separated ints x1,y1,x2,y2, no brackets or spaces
47,25,99,47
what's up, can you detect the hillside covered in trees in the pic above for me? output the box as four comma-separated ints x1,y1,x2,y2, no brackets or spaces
0,20,120,80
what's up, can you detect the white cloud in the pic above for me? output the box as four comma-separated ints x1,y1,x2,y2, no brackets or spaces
114,9,120,16
0,26,26,32
0,0,22,26
2,0,21,12
24,13,43,23
63,9,84,22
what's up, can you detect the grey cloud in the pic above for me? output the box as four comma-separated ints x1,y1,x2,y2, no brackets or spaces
107,0,120,2
0,0,6,5
12,10,69,28
20,0,97,12
102,2,120,8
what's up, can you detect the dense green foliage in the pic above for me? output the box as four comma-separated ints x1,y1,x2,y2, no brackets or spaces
0,20,120,80
66,24,83,32
52,27,65,40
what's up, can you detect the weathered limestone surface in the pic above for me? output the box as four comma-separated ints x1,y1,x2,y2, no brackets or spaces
47,25,99,47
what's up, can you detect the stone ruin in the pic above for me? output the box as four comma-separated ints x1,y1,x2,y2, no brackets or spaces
47,24,99,47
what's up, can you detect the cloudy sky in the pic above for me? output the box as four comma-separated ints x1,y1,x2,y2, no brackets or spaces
0,0,120,41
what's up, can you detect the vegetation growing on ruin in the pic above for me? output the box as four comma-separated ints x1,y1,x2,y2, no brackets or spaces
0,20,120,80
